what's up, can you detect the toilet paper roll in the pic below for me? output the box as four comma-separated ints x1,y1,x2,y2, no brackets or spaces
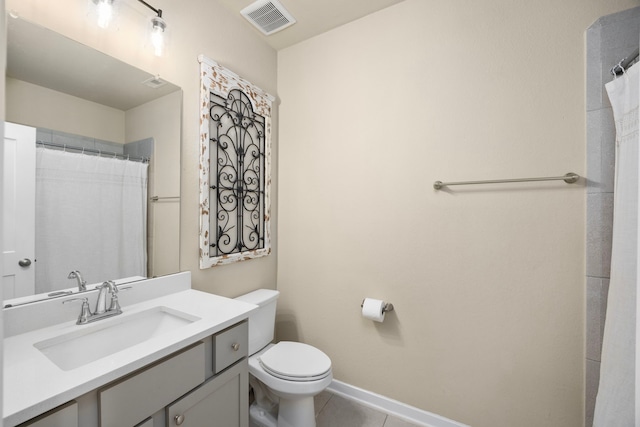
362,298,386,322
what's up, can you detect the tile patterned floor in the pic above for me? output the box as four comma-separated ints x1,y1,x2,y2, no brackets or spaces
314,391,422,427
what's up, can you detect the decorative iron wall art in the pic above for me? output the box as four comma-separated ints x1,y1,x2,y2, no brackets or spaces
198,55,274,268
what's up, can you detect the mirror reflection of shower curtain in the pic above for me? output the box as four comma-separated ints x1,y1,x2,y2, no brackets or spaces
593,63,639,427
34,148,148,294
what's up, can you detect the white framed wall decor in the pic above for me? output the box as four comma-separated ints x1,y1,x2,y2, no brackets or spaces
198,55,274,268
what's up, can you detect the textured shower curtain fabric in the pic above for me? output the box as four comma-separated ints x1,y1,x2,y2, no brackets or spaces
593,63,639,427
34,148,148,294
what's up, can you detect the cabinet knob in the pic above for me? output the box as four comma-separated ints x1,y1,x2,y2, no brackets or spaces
231,343,240,351
174,414,185,425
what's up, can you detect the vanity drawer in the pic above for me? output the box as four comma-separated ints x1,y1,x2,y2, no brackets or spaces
99,342,205,427
18,401,78,427
213,321,248,373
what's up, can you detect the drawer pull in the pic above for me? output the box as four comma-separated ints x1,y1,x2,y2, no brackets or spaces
175,414,185,425
231,343,240,351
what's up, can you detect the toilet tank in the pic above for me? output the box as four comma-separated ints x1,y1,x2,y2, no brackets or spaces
235,289,280,355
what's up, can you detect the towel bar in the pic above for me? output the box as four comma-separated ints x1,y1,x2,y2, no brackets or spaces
433,172,579,190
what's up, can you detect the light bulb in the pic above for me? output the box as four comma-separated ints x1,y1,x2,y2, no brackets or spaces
150,16,166,56
94,0,114,29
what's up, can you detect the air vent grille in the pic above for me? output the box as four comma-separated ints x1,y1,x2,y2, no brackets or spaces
142,76,167,89
241,0,296,35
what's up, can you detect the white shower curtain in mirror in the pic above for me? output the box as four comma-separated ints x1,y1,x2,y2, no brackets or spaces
593,63,639,426
35,148,148,294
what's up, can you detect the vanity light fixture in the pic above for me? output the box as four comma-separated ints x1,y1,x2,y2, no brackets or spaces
138,0,167,57
91,0,167,56
150,15,167,56
93,0,114,29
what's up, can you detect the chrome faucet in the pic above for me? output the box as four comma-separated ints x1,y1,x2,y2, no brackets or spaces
63,281,123,325
67,270,87,291
94,280,121,315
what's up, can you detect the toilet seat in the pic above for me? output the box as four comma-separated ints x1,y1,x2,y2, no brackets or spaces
258,341,332,382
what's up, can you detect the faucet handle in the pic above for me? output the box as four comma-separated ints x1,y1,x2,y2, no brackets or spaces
108,291,123,313
108,297,122,313
109,286,133,313
63,297,92,324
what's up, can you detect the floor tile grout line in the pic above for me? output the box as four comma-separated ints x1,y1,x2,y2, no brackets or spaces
316,393,333,419
315,390,423,427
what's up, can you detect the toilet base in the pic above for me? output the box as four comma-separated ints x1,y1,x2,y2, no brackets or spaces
278,396,316,427
249,396,316,427
249,402,277,427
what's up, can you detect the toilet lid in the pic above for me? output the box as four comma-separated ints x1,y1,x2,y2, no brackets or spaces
258,342,331,381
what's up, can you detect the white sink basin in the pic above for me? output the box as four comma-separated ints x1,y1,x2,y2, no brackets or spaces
34,306,201,371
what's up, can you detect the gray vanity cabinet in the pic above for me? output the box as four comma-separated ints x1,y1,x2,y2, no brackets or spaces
100,320,249,427
166,359,248,426
15,320,249,427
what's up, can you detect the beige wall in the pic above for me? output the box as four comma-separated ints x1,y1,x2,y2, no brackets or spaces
126,91,182,276
276,1,638,426
125,91,181,205
6,77,125,142
7,0,279,297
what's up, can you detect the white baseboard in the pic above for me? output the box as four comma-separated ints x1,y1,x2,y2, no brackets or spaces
326,380,470,427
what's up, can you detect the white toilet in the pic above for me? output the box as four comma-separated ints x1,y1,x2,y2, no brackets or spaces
235,289,333,427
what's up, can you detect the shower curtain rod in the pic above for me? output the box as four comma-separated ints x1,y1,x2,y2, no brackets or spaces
611,47,639,76
36,140,149,163
433,172,580,190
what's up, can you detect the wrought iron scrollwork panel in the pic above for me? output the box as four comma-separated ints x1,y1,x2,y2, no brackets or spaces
209,89,266,257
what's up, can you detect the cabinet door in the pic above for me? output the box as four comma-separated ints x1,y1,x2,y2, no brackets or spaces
167,359,248,427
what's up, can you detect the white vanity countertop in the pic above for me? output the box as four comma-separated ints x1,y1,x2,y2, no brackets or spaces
3,288,257,426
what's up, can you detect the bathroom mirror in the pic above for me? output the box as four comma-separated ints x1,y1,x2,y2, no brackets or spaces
3,17,182,305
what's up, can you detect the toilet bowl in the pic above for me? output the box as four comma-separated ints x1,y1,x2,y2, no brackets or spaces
235,289,333,427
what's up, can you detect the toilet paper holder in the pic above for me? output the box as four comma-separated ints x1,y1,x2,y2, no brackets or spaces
360,299,394,313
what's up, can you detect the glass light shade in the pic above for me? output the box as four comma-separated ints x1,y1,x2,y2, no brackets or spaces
150,16,166,56
94,0,114,29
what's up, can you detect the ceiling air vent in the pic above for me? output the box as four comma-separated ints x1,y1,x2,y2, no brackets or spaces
241,0,296,36
142,75,168,89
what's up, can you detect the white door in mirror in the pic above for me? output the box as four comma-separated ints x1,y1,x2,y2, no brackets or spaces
3,122,36,299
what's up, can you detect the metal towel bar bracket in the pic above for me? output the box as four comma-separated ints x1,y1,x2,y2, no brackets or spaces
433,172,579,190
